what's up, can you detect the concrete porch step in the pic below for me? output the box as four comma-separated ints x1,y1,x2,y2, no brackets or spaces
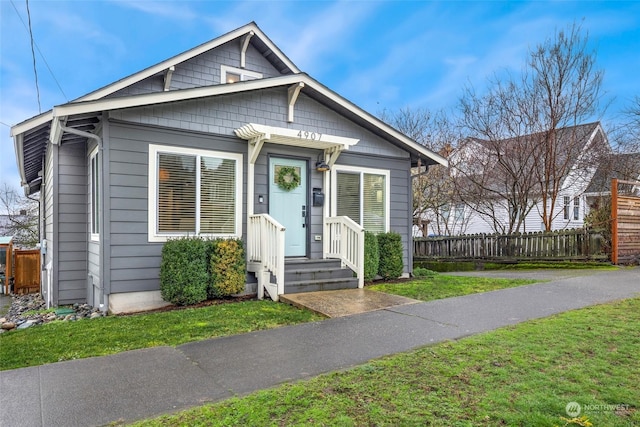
283,258,357,294
284,277,359,294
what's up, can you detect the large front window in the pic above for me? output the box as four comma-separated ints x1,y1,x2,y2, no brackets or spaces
148,145,242,242
334,166,389,234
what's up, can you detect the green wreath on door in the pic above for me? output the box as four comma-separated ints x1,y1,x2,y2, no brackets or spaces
276,166,301,191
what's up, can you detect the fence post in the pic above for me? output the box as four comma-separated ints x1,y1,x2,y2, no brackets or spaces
611,178,619,264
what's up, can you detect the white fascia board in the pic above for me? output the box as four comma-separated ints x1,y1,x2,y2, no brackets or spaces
302,77,449,167
75,23,300,102
10,111,53,137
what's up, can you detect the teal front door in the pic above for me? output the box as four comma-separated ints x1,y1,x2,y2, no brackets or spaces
269,157,307,257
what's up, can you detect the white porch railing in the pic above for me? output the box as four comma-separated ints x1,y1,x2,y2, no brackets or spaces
248,214,285,301
324,216,365,288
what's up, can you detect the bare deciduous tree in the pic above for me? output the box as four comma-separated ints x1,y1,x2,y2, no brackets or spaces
457,22,606,232
380,107,464,235
0,183,39,248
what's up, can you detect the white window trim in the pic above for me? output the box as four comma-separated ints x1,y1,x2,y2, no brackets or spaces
330,164,391,232
89,146,100,242
573,196,580,221
148,144,243,242
563,196,571,221
220,65,263,84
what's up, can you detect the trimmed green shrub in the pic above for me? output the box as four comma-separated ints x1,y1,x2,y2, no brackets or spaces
160,237,209,305
209,238,246,298
364,231,379,282
377,231,404,280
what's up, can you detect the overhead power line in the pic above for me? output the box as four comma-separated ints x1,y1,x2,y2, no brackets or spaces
25,0,41,113
9,0,69,104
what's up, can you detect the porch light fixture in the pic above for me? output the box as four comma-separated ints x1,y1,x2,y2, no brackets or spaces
315,154,330,172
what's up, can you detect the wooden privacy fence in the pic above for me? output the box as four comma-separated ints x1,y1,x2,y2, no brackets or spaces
414,228,606,261
13,249,40,294
611,179,640,264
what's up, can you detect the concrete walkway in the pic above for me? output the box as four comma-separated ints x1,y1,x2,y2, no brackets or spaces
281,288,420,317
1,267,639,427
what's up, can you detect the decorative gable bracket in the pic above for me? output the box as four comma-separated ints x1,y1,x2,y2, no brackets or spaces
287,82,305,123
240,31,255,68
164,66,175,91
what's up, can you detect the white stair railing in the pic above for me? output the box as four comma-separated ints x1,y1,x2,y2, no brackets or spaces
324,216,364,288
248,214,285,301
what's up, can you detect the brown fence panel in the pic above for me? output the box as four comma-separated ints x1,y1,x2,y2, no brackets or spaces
14,249,40,294
612,179,640,264
414,228,606,262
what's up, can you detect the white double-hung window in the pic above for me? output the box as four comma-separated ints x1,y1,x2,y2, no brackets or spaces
333,165,390,234
148,145,243,242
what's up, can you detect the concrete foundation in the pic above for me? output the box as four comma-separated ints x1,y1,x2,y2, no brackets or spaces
108,291,171,314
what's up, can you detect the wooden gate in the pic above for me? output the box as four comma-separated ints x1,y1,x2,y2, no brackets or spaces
14,249,41,294
611,178,640,264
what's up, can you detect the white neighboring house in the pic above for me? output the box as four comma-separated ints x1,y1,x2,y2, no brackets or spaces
583,152,640,205
415,122,613,236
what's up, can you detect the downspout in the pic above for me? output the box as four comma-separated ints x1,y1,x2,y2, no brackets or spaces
58,123,106,312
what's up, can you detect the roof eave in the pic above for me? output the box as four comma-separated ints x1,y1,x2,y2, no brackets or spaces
10,110,53,137
13,133,27,188
52,75,448,167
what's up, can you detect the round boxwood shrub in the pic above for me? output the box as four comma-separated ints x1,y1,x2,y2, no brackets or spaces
209,238,246,298
377,231,404,280
160,237,209,305
364,231,379,282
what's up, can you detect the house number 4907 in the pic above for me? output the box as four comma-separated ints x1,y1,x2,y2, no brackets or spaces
297,130,322,140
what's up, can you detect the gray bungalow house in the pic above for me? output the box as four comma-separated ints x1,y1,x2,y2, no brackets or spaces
11,22,447,313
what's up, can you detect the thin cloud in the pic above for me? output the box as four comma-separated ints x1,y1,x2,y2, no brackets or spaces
274,1,380,72
112,0,198,21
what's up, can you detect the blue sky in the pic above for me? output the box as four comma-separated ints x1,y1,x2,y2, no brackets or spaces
1,0,639,191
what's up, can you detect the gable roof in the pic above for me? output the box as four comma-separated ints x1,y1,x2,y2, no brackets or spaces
11,21,297,136
75,22,300,103
584,152,640,194
452,122,610,201
11,23,447,195
457,122,607,177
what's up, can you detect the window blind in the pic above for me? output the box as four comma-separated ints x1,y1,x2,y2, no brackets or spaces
158,153,196,232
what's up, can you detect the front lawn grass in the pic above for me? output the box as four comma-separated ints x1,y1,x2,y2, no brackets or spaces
130,297,640,426
370,274,538,301
0,300,322,370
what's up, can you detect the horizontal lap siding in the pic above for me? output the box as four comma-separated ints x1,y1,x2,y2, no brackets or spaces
57,143,87,304
107,87,414,290
108,122,247,294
